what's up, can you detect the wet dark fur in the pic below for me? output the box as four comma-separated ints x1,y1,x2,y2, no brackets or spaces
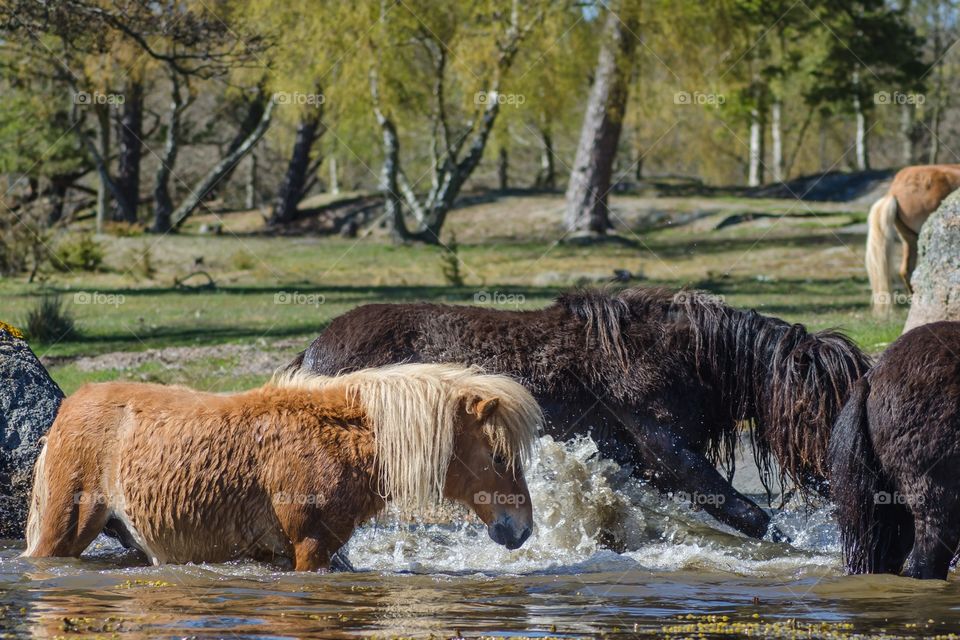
829,321,960,579
291,286,870,538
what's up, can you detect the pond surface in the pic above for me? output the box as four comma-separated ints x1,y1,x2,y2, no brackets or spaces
2,437,959,639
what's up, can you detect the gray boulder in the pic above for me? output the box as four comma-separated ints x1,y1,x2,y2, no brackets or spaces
905,190,960,332
0,322,63,538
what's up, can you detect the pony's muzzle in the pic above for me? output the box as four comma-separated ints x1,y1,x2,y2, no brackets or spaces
488,516,532,550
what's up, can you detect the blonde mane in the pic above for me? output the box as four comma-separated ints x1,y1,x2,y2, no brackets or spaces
271,363,542,514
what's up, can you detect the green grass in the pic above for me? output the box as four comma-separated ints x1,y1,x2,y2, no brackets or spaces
0,192,906,393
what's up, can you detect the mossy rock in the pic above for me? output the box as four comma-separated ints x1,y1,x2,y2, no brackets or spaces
905,190,960,332
0,322,63,538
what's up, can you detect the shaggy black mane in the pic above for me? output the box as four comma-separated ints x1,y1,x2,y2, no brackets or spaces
556,286,871,492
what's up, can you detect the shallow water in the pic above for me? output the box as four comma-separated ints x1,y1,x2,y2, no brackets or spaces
3,437,960,639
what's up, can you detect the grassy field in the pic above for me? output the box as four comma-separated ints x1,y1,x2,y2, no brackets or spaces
1,192,907,394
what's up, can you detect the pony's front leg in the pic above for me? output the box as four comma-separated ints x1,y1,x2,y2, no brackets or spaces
293,537,332,572
614,409,771,539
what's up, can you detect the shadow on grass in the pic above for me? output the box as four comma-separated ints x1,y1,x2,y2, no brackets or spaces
21,284,568,303
638,230,864,258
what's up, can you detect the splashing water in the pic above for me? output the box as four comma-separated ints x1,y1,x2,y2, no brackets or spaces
346,435,842,578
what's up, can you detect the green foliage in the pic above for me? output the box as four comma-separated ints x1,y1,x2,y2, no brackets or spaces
0,207,52,278
0,84,87,179
805,0,927,111
24,294,77,342
52,234,105,273
0,0,942,212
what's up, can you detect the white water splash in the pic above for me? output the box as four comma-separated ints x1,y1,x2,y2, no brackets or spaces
347,436,843,577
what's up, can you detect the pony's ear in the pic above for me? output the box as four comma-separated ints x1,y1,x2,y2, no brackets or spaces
466,396,500,422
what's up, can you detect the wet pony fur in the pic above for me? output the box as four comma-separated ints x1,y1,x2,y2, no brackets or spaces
290,285,870,539
829,321,960,579
675,293,871,493
23,364,541,571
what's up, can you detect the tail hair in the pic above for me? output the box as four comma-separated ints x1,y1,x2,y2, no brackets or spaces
866,195,899,316
22,439,48,556
828,377,901,574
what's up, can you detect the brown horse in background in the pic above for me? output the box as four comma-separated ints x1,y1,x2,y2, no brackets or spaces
23,364,542,571
867,165,960,315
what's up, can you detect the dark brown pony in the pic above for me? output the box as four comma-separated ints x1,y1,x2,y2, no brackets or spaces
829,321,960,579
289,287,870,539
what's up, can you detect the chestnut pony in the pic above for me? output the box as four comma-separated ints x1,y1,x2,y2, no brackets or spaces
23,363,541,571
866,164,960,315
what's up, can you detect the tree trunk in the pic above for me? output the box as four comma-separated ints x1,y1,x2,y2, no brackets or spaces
929,62,944,164
819,115,828,171
370,64,410,243
498,147,508,191
929,102,941,164
534,127,556,190
77,106,132,234
169,99,275,229
563,6,637,235
245,152,257,210
929,23,944,164
112,79,143,223
328,157,340,194
853,71,869,171
95,104,111,233
152,74,185,234
45,176,71,225
381,116,409,243
770,100,783,183
269,109,323,226
209,92,268,200
748,106,764,187
854,106,869,170
900,104,914,165
905,190,960,331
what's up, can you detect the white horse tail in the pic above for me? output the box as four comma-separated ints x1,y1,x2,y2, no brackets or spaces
22,439,49,557
866,194,899,316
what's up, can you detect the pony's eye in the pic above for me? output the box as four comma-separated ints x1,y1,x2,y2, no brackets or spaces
492,453,508,466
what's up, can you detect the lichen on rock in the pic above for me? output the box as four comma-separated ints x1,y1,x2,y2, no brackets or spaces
0,326,63,538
